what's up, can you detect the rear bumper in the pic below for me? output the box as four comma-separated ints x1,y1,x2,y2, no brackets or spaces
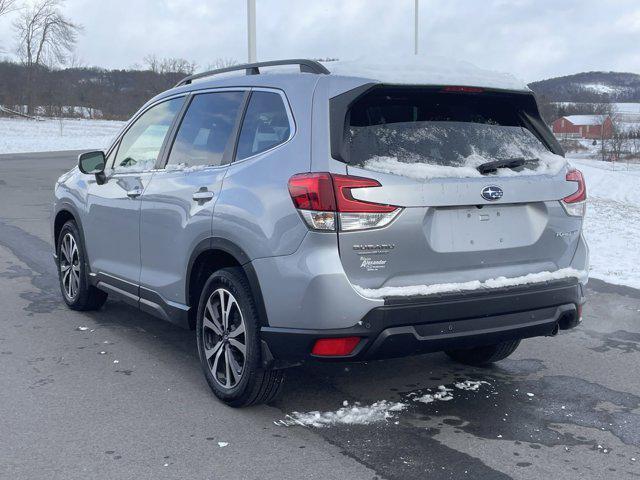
261,278,585,364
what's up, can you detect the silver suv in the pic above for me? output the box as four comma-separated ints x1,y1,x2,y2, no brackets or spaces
52,59,588,406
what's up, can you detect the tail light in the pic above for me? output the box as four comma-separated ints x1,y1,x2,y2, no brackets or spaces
288,173,401,231
311,337,361,356
561,169,587,217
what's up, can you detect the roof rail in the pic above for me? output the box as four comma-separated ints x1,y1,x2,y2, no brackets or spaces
174,59,330,88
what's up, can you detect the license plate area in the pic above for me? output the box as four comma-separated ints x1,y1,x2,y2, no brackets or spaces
426,203,546,253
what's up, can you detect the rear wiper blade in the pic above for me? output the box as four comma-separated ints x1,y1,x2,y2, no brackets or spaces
477,157,538,175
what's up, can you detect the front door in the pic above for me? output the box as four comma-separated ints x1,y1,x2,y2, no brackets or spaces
83,97,185,290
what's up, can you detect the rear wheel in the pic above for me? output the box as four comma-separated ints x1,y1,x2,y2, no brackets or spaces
57,220,107,311
196,267,284,407
445,340,520,366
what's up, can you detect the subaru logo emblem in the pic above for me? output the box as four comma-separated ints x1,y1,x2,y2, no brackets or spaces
481,186,503,201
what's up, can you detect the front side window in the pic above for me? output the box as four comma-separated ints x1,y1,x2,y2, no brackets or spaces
113,98,184,172
236,91,291,161
167,91,244,168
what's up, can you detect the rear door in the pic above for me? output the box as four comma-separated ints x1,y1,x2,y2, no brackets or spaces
331,86,583,290
139,90,246,308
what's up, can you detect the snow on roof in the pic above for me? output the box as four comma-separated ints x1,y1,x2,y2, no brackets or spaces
323,55,529,92
563,115,608,126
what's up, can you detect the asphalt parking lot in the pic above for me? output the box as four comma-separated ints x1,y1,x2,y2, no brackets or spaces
1,151,639,480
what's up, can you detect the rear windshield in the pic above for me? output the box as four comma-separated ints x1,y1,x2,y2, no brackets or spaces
344,88,559,176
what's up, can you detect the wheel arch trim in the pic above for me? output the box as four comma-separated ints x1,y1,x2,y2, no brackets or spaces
186,237,270,327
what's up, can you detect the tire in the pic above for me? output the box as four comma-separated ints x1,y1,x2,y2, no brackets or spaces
445,339,521,366
56,220,108,311
196,267,284,407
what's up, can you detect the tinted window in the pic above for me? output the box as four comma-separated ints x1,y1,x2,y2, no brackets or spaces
113,98,183,172
345,88,551,170
236,91,291,160
167,92,244,168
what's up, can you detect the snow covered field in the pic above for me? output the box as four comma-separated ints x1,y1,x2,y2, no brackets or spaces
0,117,125,154
568,157,640,290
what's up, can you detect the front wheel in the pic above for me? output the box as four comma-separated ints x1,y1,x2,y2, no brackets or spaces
56,220,107,311
445,339,520,366
196,267,284,407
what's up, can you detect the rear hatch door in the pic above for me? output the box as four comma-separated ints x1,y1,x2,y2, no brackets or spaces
332,86,583,291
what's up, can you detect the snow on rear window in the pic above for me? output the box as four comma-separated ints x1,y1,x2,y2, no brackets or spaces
345,88,566,179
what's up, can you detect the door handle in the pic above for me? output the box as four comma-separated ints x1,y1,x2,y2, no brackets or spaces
193,190,215,202
127,187,142,198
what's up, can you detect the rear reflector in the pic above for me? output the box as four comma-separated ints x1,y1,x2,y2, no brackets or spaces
288,173,401,231
311,337,361,356
561,169,587,217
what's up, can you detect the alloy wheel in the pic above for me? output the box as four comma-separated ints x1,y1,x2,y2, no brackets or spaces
59,233,80,300
202,288,247,389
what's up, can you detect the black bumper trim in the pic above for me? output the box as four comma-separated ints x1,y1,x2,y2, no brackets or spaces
261,279,584,363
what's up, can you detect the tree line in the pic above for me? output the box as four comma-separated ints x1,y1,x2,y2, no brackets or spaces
0,0,237,119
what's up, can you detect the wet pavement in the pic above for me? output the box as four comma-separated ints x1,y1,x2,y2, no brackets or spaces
1,151,639,479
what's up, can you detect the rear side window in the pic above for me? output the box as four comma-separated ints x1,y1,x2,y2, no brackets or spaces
342,87,559,176
167,91,244,168
236,91,291,161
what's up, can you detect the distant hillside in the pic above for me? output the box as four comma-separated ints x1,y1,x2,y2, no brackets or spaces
529,72,640,103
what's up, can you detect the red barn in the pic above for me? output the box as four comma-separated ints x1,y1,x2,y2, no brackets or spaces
552,115,613,139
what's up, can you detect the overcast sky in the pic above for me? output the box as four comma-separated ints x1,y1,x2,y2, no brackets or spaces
1,0,639,82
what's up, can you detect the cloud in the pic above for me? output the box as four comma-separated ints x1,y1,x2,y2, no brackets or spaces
0,0,638,81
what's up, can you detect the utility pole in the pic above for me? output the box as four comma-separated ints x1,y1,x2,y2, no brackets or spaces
247,0,257,62
414,0,419,55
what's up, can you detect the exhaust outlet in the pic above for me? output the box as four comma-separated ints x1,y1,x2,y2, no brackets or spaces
548,323,560,337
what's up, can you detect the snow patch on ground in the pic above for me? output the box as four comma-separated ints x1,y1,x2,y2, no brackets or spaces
455,380,491,391
0,117,125,154
325,55,528,91
354,268,584,299
414,385,454,404
274,400,406,427
412,380,491,405
364,153,566,181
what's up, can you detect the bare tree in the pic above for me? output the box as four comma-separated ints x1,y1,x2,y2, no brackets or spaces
143,54,197,75
0,0,18,52
594,103,615,161
608,120,626,165
0,0,17,17
13,0,82,113
206,57,238,70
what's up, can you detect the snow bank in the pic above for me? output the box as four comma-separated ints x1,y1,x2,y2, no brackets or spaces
364,153,566,181
354,268,585,299
325,55,528,91
0,118,124,154
274,400,406,427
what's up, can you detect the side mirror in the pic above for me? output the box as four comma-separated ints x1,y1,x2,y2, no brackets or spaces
78,151,107,184
78,150,106,174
